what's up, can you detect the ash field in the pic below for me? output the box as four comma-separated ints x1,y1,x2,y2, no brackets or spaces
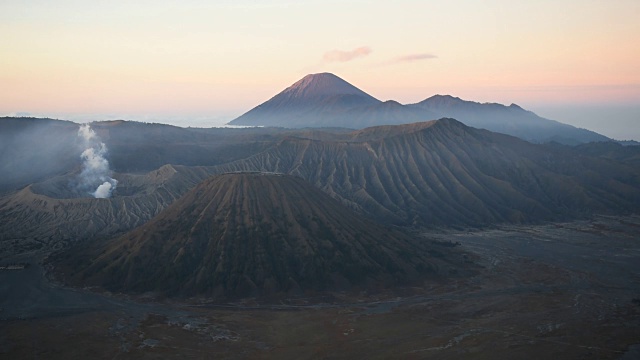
1,216,639,359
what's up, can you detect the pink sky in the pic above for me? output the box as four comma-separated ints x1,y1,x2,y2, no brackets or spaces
1,1,638,138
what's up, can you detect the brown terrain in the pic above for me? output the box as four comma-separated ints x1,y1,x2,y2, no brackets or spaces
54,173,463,298
1,215,638,359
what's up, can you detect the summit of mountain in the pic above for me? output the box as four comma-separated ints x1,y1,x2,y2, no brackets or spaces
57,173,452,298
229,73,381,128
277,72,377,100
415,95,516,112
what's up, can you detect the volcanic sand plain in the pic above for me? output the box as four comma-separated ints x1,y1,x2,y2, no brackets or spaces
1,215,639,359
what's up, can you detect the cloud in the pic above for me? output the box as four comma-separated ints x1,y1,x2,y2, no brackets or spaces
387,53,437,64
323,46,372,63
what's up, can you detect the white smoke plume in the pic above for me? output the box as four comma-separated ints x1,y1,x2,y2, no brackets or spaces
77,125,118,198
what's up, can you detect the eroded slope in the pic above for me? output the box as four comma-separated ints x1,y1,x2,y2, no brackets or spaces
59,173,453,298
215,119,640,226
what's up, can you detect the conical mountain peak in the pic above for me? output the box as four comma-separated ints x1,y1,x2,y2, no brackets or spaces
281,72,377,100
229,73,382,128
62,172,440,298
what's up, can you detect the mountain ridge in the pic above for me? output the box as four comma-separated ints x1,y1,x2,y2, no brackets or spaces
412,95,608,144
216,118,640,226
229,73,611,144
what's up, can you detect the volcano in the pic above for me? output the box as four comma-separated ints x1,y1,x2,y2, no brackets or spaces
59,173,448,298
228,73,610,144
216,119,640,227
229,73,430,128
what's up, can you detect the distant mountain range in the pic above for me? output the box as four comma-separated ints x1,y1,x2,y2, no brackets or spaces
229,73,609,145
3,118,639,251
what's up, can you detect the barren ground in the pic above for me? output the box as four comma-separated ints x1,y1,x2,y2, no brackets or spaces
1,215,639,359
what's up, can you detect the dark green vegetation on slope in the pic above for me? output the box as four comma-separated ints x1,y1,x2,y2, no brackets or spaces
56,173,456,298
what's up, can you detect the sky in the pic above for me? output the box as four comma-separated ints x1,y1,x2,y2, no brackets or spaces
1,0,639,139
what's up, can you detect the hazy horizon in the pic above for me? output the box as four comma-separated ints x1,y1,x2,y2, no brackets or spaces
4,99,639,141
1,0,638,139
